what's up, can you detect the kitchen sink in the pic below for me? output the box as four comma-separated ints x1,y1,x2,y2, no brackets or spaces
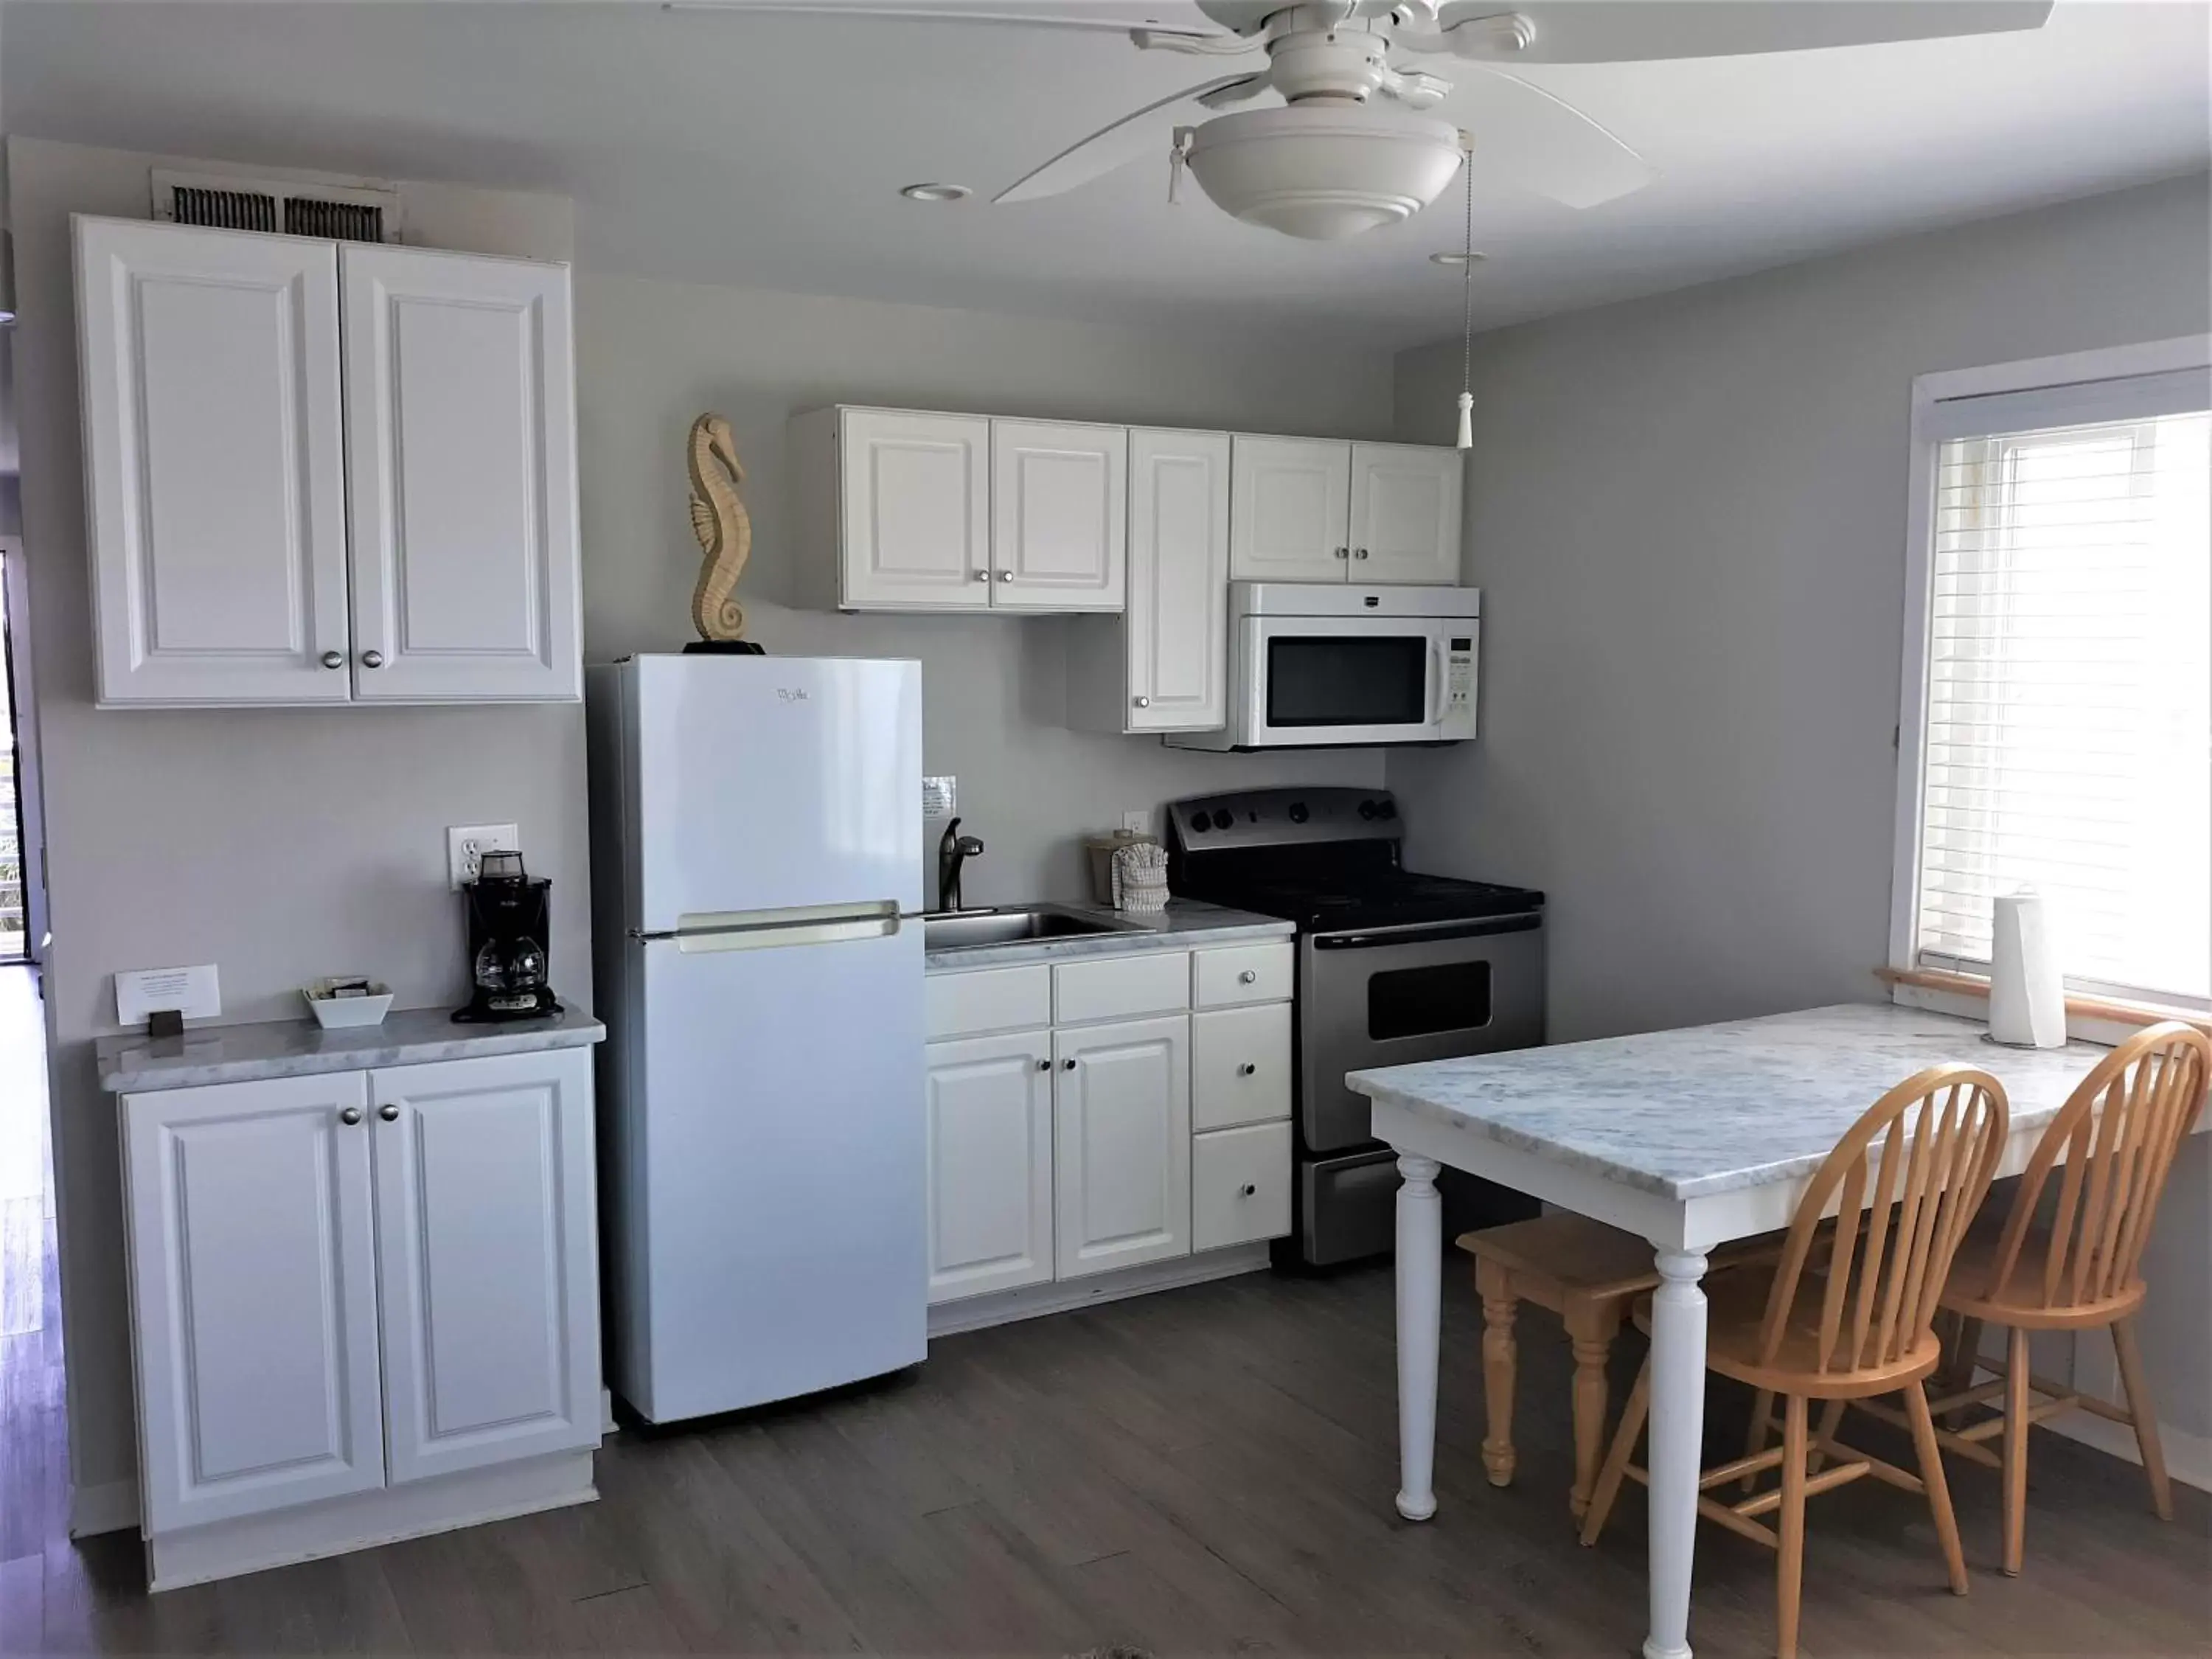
922,905,1137,951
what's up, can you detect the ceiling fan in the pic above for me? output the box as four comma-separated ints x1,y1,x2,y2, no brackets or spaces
682,1,2056,240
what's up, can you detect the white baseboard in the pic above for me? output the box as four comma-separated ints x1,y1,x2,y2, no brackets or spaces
2042,1408,2212,1495
146,1450,597,1591
928,1242,1272,1339
69,1478,141,1538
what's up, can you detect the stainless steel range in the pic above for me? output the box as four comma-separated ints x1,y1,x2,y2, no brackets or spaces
1166,787,1546,1267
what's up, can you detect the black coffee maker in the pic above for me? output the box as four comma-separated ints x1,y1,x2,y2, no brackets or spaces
453,850,560,1023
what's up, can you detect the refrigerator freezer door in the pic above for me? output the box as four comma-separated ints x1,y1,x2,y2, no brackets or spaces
630,655,922,931
617,921,925,1421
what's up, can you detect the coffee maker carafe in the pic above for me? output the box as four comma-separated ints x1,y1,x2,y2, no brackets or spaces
453,850,561,1023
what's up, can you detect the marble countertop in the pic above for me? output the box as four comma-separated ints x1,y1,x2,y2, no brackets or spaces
924,899,1293,972
98,1004,606,1093
1349,1002,2119,1201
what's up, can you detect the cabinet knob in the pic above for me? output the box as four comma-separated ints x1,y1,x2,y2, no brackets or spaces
320,650,345,669
1334,546,1350,560
1239,1062,1257,1077
1062,1057,1077,1071
338,1106,364,1126
996,570,1014,582
379,1104,400,1122
972,569,990,584
361,650,386,669
1238,969,1257,984
1354,547,1370,560
1133,696,1151,709
1239,1183,1259,1198
1036,1058,1051,1072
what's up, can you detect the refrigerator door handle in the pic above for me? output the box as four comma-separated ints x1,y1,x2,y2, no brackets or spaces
630,900,905,954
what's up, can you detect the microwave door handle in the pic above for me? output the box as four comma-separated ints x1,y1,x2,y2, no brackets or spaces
1426,639,1447,725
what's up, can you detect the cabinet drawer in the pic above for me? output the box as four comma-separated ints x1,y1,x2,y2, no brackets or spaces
926,965,1053,1040
1191,1004,1292,1133
1192,942,1293,1009
1192,1122,1293,1253
1054,951,1189,1026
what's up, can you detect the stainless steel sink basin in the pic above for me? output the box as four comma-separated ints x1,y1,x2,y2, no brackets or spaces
923,905,1136,951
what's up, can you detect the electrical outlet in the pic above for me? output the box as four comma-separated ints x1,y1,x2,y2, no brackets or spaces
1121,810,1152,835
448,823,520,890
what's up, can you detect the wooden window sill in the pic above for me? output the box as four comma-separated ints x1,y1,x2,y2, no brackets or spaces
1876,967,2212,1039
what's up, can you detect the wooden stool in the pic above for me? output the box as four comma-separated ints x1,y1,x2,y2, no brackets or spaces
1579,1066,2009,1659
1456,1214,1666,1519
1900,1023,2209,1577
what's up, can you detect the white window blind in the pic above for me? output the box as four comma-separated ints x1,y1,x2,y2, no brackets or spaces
1913,389,2211,1008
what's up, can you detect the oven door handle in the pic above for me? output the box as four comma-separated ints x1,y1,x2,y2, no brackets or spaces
1312,914,1543,950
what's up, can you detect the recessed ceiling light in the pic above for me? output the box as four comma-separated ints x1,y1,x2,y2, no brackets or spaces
900,183,972,204
1429,251,1486,268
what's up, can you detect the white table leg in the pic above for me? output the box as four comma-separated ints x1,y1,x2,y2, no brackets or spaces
1643,1247,1709,1659
1394,1152,1444,1521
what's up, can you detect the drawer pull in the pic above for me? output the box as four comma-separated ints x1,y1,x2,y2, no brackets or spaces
1238,1062,1257,1077
1239,1183,1258,1198
1238,969,1256,985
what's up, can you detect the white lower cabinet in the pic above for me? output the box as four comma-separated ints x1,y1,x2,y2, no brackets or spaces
118,1044,601,1575
1055,1015,1192,1279
1192,1121,1295,1252
925,1029,1055,1302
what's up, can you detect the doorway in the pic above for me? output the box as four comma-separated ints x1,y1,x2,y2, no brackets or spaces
0,540,41,964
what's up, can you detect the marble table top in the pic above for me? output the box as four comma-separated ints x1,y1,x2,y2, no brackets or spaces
1349,1003,2119,1202
98,1004,605,1093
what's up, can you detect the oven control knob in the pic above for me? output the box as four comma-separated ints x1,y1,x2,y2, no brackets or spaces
1186,815,1208,834
1287,801,1309,824
1357,799,1378,821
1211,809,1235,831
1377,799,1398,820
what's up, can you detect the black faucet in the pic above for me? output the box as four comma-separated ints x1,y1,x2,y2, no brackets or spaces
936,817,984,912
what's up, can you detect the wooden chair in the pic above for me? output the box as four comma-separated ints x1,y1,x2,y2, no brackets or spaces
1916,1023,2210,1577
1579,1066,2010,1659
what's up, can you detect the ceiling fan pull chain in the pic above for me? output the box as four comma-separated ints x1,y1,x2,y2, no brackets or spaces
1169,126,1196,204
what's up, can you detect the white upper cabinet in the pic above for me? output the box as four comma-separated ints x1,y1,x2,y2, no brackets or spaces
75,218,353,706
73,215,582,706
832,408,992,609
925,1029,1055,1304
1126,429,1230,731
990,420,1127,611
1350,442,1463,585
1053,1014,1192,1280
1230,434,1353,584
342,246,580,702
121,1071,387,1532
370,1048,601,1484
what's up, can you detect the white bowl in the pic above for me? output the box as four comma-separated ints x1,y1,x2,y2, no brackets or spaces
304,978,395,1030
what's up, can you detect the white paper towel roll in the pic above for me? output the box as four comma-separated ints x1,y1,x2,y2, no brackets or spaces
1989,891,2066,1048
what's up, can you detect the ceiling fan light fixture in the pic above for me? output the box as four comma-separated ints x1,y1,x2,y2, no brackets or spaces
898,182,973,203
1184,105,1463,241
1428,250,1484,267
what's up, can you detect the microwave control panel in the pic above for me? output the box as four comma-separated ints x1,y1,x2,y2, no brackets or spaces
1441,630,1478,737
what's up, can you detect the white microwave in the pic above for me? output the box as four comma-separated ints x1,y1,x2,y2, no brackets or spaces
1167,583,1480,751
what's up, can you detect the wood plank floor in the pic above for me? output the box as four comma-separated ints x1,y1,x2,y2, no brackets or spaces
4,966,2207,1656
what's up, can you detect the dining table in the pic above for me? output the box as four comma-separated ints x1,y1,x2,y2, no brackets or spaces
1346,1001,2139,1659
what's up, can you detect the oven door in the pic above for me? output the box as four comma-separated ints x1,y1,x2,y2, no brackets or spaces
1298,914,1545,1153
1238,615,1448,747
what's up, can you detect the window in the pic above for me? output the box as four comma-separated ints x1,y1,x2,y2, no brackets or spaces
1894,343,2212,1012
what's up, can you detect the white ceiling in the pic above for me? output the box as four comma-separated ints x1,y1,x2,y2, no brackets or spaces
3,0,2206,347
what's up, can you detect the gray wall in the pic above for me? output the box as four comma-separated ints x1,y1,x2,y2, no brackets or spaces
9,137,588,1506
1388,171,2212,1442
575,270,1391,907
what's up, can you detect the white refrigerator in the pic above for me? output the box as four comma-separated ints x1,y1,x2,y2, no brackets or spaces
587,653,925,1423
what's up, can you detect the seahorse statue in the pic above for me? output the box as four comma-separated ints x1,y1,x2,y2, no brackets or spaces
686,413,751,642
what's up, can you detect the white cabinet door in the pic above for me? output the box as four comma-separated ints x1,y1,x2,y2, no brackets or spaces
342,245,581,701
992,420,1127,611
74,217,352,706
1125,428,1230,731
1229,435,1351,584
121,1072,385,1531
840,408,992,609
370,1048,601,1485
1350,442,1462,585
1054,1015,1191,1280
925,1030,1054,1304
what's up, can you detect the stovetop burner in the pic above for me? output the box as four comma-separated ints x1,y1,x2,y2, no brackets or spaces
1165,787,1543,935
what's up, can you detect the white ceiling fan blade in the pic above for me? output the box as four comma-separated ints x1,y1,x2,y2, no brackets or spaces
1422,1,2053,64
995,74,1262,204
1440,66,1654,209
662,0,1223,39
1195,73,1267,108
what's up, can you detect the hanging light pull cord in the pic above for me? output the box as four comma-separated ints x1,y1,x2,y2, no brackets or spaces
1455,131,1475,451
